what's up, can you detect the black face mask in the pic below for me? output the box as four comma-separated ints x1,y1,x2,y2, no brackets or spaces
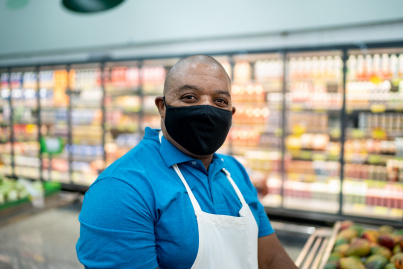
163,97,232,155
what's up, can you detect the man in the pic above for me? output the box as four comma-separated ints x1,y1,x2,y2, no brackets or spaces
76,55,297,268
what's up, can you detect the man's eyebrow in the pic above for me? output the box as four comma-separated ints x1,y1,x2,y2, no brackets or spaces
178,84,200,92
215,90,230,97
177,85,230,97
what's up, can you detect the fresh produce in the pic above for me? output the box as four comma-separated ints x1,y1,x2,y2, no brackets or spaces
365,254,388,269
327,221,403,269
379,234,397,250
371,245,393,259
337,257,365,269
362,230,381,243
334,244,350,256
346,238,371,257
0,176,43,205
337,229,358,243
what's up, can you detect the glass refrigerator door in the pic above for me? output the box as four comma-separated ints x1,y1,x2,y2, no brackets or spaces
141,58,179,132
104,61,142,166
39,67,70,183
11,69,41,180
69,64,104,186
284,51,343,213
344,48,403,220
229,54,284,207
0,70,12,177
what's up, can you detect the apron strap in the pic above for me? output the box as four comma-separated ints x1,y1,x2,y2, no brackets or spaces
159,131,202,214
222,168,248,207
173,164,202,213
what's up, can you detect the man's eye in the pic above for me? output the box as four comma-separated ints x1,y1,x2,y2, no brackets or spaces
182,95,197,101
215,98,228,105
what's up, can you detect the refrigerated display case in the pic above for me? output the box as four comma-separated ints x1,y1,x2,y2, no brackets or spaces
283,51,343,213
0,42,402,225
343,48,403,220
103,58,178,166
104,61,142,166
39,66,70,184
0,70,12,177
141,58,178,131
11,68,41,180
226,54,284,208
69,64,104,186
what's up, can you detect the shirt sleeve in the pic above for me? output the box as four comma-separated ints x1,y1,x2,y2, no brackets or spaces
256,199,274,237
76,177,159,269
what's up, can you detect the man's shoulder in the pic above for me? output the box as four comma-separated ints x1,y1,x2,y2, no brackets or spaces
92,137,162,187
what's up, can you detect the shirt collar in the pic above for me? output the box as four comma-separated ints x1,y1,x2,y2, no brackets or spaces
144,127,225,168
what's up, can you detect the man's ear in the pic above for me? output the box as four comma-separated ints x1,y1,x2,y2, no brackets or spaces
155,96,165,118
232,106,236,115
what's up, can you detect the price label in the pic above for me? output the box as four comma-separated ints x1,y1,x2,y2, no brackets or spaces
370,104,386,113
368,155,382,164
40,137,63,154
290,104,303,111
313,107,326,113
299,151,311,160
371,128,387,140
346,107,353,114
26,124,36,134
369,75,382,84
351,129,365,139
292,124,306,136
373,206,388,216
391,208,403,217
330,128,341,139
353,204,367,211
274,128,282,137
395,104,403,112
312,153,326,161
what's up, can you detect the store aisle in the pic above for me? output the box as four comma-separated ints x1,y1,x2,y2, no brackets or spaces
0,202,82,269
0,197,309,269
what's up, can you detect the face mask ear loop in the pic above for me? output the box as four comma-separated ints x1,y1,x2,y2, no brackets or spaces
162,96,167,107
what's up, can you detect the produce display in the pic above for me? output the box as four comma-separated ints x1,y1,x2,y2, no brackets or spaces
0,176,43,205
324,220,403,269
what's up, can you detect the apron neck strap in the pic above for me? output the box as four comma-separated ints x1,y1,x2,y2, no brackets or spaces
173,164,202,213
159,131,202,213
222,168,248,206
159,131,246,212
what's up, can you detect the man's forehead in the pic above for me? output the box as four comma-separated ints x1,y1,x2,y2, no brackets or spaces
164,55,231,95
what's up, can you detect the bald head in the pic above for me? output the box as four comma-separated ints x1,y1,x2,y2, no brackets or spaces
163,55,231,96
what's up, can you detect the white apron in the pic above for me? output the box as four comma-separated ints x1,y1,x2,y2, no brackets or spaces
159,132,259,269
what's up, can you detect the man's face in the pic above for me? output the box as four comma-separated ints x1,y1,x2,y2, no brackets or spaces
164,62,234,112
155,61,236,158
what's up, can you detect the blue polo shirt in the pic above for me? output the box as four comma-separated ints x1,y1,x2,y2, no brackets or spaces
76,127,274,269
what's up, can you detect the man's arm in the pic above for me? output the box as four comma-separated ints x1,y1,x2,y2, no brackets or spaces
258,233,298,269
76,177,159,269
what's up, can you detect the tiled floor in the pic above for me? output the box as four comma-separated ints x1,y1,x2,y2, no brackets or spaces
0,195,310,269
0,202,82,269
